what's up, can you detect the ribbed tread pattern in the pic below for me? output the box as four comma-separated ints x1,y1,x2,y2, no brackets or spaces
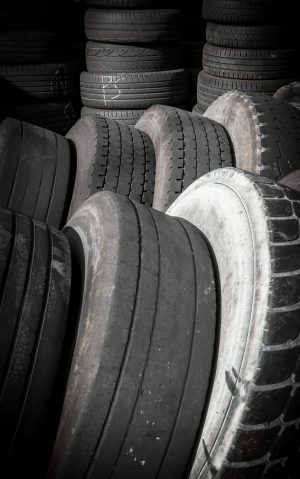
202,0,283,24
81,106,144,125
80,69,188,109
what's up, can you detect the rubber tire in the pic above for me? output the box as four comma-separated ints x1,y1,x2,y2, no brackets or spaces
0,208,72,478
136,105,233,211
48,191,217,479
0,118,74,228
81,106,145,126
280,170,300,193
0,101,79,135
66,115,155,216
203,0,283,24
168,168,300,479
84,9,185,43
85,42,180,73
84,0,163,7
274,82,300,110
203,44,296,80
206,23,293,49
192,103,206,115
80,69,188,109
204,91,300,182
0,63,78,102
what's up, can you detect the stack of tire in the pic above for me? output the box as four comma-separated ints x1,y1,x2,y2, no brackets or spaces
81,0,188,126
0,0,80,134
195,0,297,114
180,2,206,110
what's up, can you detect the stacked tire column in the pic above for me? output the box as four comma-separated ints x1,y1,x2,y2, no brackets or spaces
196,0,296,114
81,0,188,125
0,0,80,134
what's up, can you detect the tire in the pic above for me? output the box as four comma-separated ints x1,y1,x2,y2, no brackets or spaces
0,207,72,478
192,103,206,115
197,71,293,108
203,0,283,24
80,69,188,109
85,42,180,73
0,63,78,103
0,101,79,134
203,44,296,80
81,106,145,125
0,118,74,228
84,0,169,7
66,115,155,216
48,191,217,479
280,170,300,193
206,23,292,49
168,168,300,479
274,82,300,110
204,91,300,181
180,41,204,68
136,105,233,211
84,9,185,43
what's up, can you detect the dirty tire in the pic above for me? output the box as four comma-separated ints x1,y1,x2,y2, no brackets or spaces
66,115,155,216
85,42,180,73
202,0,283,24
0,208,72,478
0,101,79,134
204,91,300,181
48,191,217,479
80,69,188,109
168,167,300,479
206,23,292,49
202,44,295,80
81,106,144,125
192,103,206,115
0,63,78,102
0,118,74,228
274,82,300,110
85,9,184,43
136,105,233,211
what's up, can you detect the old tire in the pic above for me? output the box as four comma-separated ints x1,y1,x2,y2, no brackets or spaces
81,106,145,125
202,0,283,24
274,81,300,110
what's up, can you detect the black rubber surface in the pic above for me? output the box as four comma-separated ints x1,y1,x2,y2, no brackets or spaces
0,207,72,478
0,118,74,228
48,191,217,479
202,0,284,24
81,106,144,125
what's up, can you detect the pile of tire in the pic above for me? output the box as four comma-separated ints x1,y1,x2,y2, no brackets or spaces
81,0,188,125
195,0,297,114
0,0,80,134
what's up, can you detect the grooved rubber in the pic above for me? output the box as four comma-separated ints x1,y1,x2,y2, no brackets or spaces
0,118,74,228
0,63,78,102
80,69,188,109
84,0,167,7
203,0,283,24
203,44,296,80
66,115,155,216
136,105,234,211
204,91,300,181
206,23,293,49
48,191,217,479
86,42,180,73
168,169,300,478
0,208,72,478
84,8,185,43
81,106,144,125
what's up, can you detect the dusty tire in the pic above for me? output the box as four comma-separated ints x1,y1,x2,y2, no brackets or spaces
0,208,72,478
168,168,300,478
66,115,155,216
202,0,283,24
0,118,74,228
84,9,185,43
274,81,300,110
85,42,180,73
48,192,217,479
81,106,144,125
136,105,233,211
80,69,188,109
204,91,300,182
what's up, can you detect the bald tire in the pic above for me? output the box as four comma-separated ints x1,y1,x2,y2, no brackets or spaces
48,192,217,479
0,118,74,228
168,168,300,478
0,208,72,478
81,106,144,125
204,91,300,182
66,116,155,217
136,105,233,211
